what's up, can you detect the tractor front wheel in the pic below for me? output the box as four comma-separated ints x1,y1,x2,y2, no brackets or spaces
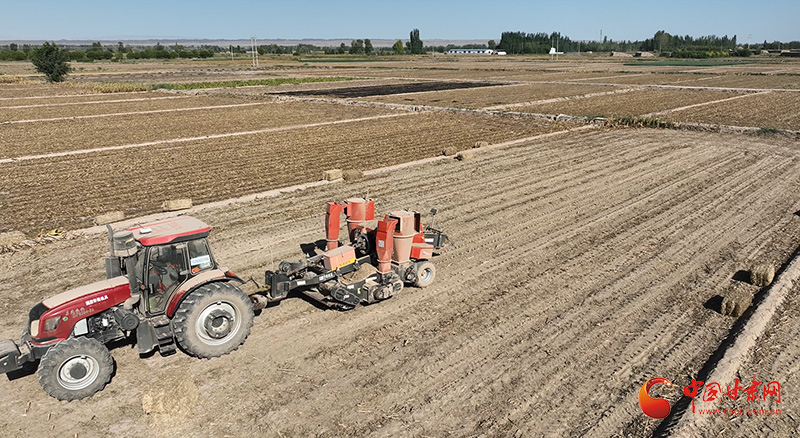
172,282,254,359
37,337,114,401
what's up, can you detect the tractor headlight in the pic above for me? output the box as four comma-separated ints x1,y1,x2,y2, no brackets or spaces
44,316,62,332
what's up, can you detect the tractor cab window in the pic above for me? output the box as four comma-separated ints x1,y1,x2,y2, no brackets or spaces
146,243,188,313
188,239,214,274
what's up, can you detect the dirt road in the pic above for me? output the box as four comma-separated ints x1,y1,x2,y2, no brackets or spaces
1,127,798,437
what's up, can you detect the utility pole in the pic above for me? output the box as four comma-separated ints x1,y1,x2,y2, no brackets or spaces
251,35,259,68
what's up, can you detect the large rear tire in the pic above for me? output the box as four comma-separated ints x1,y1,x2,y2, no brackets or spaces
37,337,114,401
172,282,254,359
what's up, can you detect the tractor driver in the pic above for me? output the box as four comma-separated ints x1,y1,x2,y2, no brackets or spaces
148,244,185,310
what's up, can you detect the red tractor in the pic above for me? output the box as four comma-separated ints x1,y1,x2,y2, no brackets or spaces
0,198,447,400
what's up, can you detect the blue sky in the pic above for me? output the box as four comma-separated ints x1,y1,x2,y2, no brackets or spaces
1,0,796,43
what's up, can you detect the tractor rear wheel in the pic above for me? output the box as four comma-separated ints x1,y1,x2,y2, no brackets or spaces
172,282,254,359
37,336,114,401
412,261,436,288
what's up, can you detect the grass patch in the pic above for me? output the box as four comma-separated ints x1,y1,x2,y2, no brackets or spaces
756,127,782,136
606,116,675,129
0,75,30,84
151,76,356,90
298,57,400,63
91,83,151,93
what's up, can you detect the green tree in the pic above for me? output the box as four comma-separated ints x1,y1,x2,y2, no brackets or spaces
30,42,71,82
349,39,364,54
9,43,18,51
364,39,373,55
393,39,405,54
408,28,423,54
117,41,126,53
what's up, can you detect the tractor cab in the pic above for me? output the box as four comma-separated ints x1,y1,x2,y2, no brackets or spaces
126,217,216,315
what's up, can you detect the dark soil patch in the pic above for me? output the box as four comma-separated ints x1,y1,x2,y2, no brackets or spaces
274,81,504,98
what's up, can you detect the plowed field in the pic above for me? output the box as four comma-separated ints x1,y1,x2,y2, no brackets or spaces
0,100,400,158
1,129,798,437
1,57,799,438
1,94,245,122
0,112,572,233
515,88,749,117
677,74,800,90
662,91,800,130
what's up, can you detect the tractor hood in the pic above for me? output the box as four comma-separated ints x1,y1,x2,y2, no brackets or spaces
42,276,130,309
31,276,131,343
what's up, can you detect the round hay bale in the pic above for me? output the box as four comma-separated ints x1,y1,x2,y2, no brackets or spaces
0,231,27,247
94,211,124,225
750,264,775,287
474,141,489,148
456,150,475,161
162,198,193,212
322,169,343,181
721,290,752,317
342,169,364,182
441,147,458,156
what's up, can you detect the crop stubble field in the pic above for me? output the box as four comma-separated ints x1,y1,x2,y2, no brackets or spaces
0,57,799,437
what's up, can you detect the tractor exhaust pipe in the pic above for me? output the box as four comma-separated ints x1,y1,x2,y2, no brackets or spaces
104,225,122,279
112,230,140,297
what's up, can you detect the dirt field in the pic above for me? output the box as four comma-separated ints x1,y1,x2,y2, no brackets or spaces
1,128,799,437
0,100,400,158
1,56,799,437
515,89,749,118
0,94,245,122
662,91,800,130
0,111,572,234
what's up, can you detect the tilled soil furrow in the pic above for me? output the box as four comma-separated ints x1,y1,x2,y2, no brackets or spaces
2,126,800,438
178,132,784,436
350,148,797,436
252,133,800,434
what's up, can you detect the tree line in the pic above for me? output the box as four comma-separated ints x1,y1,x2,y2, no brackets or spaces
498,30,800,57
3,29,799,63
0,41,216,61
